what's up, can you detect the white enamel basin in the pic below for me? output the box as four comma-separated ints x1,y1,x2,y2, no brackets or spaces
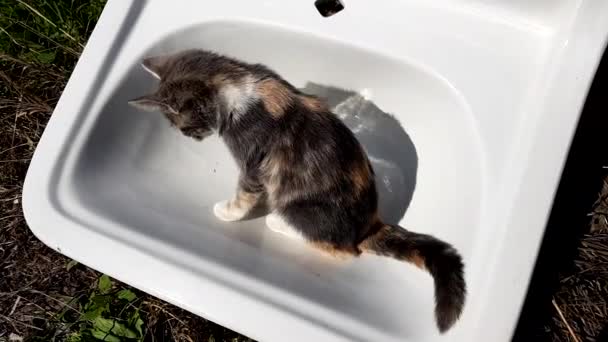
23,1,608,341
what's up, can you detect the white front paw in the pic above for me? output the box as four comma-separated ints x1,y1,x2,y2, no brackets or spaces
213,200,247,222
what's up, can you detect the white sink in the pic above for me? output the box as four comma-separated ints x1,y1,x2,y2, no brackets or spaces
23,1,608,341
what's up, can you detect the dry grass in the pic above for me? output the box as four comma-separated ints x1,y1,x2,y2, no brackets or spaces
547,176,608,342
0,1,253,340
0,57,254,342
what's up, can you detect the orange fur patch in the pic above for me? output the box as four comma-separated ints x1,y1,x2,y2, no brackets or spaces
311,241,358,259
407,250,426,270
260,152,288,207
232,189,260,210
350,155,373,196
298,95,328,112
211,74,227,86
358,223,392,253
257,79,293,118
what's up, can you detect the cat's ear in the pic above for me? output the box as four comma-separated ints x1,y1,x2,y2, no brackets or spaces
141,55,171,79
128,94,178,113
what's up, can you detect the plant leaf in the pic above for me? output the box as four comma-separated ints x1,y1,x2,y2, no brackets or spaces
65,332,82,342
117,289,137,302
97,275,112,294
90,328,121,342
82,294,110,321
128,310,145,338
82,305,105,321
93,317,137,338
135,317,144,341
66,259,79,271
36,51,56,64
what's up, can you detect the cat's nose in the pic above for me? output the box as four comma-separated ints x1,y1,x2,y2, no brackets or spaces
314,0,345,17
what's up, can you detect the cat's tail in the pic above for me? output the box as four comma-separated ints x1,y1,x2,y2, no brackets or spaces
359,223,466,333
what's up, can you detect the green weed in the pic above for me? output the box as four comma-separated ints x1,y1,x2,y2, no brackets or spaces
0,0,106,68
29,272,146,342
67,275,145,342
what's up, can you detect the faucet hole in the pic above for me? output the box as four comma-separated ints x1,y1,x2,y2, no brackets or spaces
314,0,345,17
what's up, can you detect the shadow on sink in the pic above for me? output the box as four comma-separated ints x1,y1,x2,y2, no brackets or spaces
302,82,418,225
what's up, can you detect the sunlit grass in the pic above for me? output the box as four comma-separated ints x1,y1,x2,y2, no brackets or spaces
0,0,105,67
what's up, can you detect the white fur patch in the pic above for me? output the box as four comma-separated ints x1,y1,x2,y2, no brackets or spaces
213,200,248,222
219,75,258,117
265,213,303,240
141,62,161,79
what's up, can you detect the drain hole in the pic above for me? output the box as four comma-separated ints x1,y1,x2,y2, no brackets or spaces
315,0,345,17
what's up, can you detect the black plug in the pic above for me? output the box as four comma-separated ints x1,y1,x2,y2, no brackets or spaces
314,0,345,17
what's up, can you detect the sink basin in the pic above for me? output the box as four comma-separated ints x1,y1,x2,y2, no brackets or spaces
23,1,608,341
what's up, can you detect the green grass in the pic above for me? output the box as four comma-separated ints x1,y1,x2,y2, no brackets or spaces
29,273,146,342
0,0,105,67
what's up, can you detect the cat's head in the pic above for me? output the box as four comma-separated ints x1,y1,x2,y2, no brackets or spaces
128,51,230,140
